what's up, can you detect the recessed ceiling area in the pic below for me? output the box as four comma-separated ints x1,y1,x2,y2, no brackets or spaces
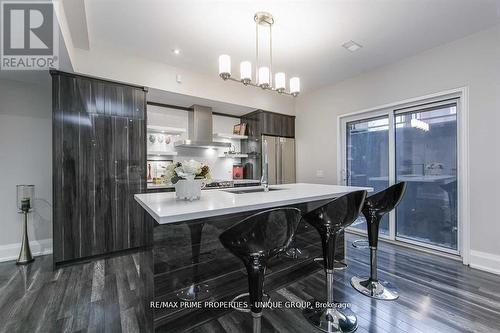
148,88,255,116
84,0,500,93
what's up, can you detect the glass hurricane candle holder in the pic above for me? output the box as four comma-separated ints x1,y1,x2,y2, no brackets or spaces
17,185,35,213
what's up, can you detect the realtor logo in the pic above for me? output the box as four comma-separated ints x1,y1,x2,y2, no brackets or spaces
1,1,58,70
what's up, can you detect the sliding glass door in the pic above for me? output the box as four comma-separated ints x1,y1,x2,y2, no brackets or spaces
341,99,459,253
394,103,458,250
345,116,390,234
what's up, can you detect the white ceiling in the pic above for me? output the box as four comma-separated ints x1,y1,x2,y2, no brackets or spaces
85,0,500,92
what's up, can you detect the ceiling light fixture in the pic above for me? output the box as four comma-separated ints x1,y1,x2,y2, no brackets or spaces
218,12,300,97
172,49,181,55
342,40,362,52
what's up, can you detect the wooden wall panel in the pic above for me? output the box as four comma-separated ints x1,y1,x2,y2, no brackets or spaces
78,81,94,259
52,71,147,266
61,75,81,261
52,75,64,262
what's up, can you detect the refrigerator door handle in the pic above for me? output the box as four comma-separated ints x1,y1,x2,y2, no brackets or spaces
276,138,281,184
280,139,284,184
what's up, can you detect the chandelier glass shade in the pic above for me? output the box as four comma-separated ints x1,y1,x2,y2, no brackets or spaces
218,12,300,97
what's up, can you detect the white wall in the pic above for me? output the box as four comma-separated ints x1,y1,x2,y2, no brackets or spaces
0,78,53,262
295,25,500,274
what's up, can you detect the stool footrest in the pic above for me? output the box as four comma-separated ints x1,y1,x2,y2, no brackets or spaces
313,258,348,270
352,239,369,249
282,247,310,259
230,292,271,313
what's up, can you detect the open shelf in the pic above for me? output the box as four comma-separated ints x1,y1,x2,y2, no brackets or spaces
218,153,249,158
213,133,248,140
148,151,178,156
147,125,186,134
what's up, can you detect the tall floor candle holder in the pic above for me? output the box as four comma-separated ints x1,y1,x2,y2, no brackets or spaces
16,185,35,265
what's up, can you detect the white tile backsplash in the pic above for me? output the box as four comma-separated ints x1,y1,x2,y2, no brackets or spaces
147,105,245,181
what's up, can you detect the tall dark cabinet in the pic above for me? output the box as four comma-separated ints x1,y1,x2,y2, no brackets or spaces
241,110,295,180
51,71,149,266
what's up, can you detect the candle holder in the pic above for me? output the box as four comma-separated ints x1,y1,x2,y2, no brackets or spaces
16,185,35,265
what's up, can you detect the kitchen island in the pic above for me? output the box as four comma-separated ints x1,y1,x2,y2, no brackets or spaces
134,183,372,332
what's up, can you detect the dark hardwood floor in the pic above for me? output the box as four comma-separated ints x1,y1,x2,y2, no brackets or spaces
1,233,499,333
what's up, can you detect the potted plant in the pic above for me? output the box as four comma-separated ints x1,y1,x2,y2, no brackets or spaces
163,160,212,201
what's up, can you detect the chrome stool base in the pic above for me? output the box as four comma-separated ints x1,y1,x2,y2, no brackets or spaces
176,283,211,301
283,247,310,259
314,258,347,270
230,292,271,313
351,239,369,249
350,276,399,300
303,301,358,333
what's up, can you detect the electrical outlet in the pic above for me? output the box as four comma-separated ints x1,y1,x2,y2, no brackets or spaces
316,170,324,178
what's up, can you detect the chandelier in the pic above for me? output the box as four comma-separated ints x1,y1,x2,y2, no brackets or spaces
218,12,300,97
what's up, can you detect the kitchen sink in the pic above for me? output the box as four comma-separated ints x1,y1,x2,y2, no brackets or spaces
222,187,283,194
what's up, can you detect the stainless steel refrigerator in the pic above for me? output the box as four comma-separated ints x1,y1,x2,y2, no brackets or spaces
262,135,296,184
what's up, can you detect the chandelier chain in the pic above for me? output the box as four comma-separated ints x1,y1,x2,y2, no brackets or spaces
256,20,259,83
269,23,273,86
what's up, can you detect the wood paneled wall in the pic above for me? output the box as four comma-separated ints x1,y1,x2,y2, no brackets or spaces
52,71,149,266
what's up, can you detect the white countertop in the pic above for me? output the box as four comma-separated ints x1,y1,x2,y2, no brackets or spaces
135,183,372,224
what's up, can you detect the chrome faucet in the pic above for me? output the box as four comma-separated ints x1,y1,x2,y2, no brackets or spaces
261,139,269,192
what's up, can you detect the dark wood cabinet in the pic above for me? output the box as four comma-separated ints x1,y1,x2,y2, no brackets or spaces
280,114,295,138
242,110,295,138
261,111,281,137
241,110,295,180
52,71,149,266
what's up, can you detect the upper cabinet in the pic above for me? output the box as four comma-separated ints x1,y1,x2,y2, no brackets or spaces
242,110,295,138
279,113,295,138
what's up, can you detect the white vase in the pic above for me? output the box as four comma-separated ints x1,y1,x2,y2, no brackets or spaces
175,179,205,201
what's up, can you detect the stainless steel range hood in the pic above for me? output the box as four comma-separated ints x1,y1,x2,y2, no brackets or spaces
174,105,231,149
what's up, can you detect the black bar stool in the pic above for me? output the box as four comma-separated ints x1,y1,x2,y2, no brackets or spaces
350,182,406,301
303,191,367,333
219,207,302,333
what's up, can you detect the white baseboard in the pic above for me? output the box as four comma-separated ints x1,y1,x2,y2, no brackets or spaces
0,238,53,263
470,250,500,275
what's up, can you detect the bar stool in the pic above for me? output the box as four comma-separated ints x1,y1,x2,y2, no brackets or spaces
219,207,302,333
176,222,214,301
350,182,406,301
303,191,367,333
